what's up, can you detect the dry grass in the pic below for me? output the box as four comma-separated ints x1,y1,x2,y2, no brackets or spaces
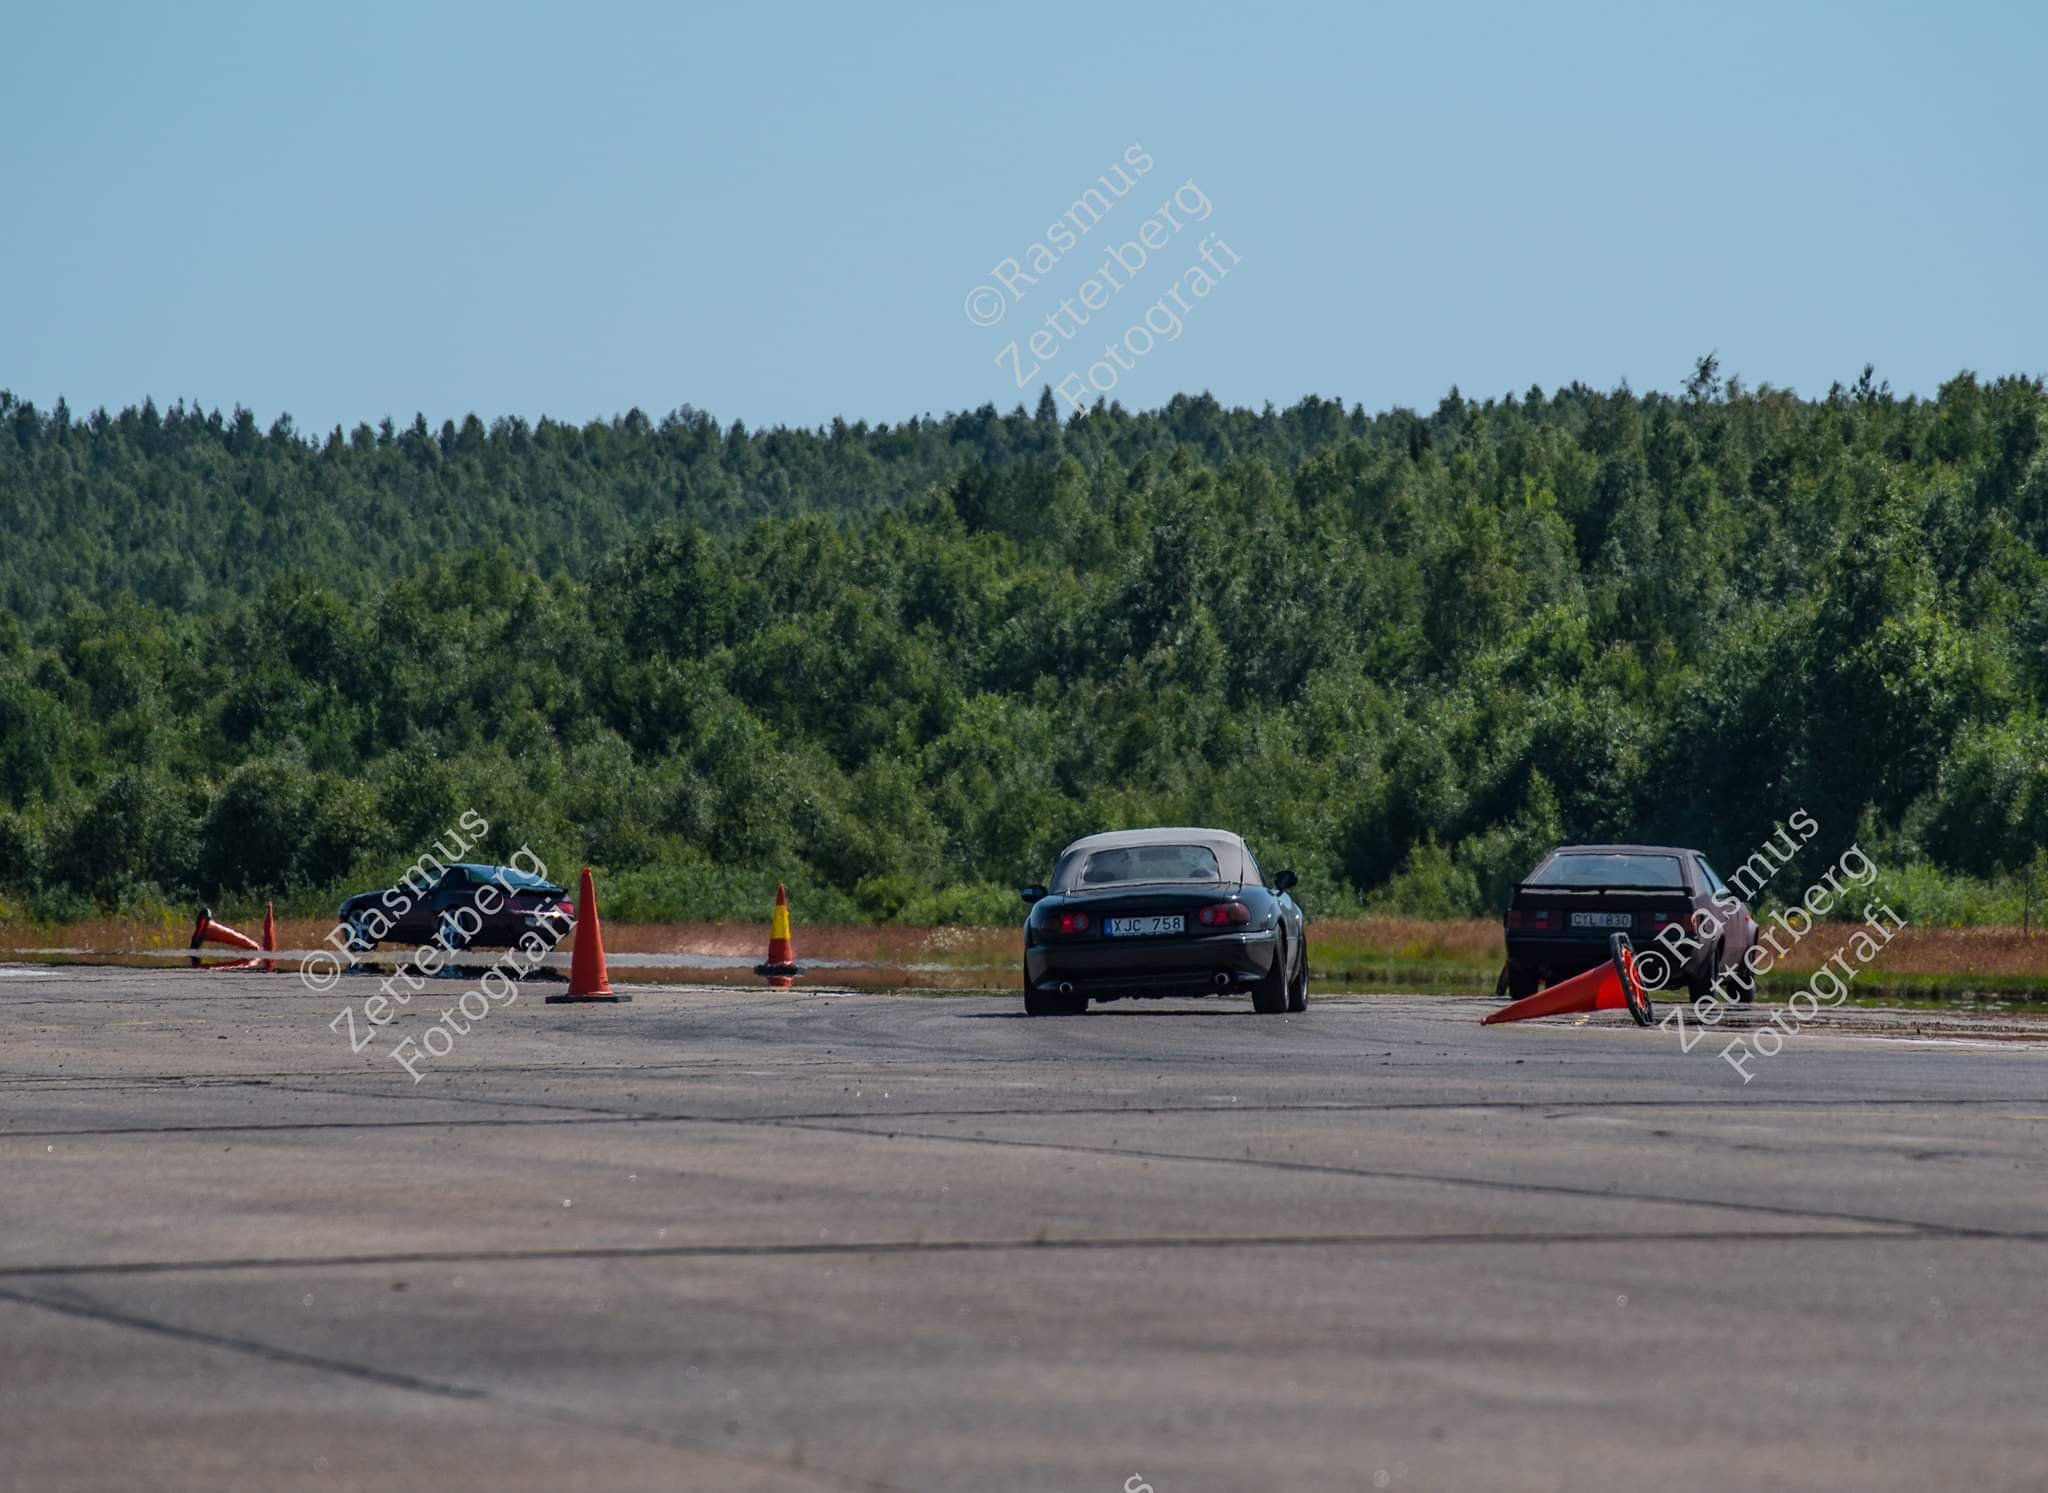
1303,917,2048,983
1759,924,2048,980
588,921,1018,966
0,915,1021,973
5,915,2046,988
1310,916,1506,968
0,912,207,953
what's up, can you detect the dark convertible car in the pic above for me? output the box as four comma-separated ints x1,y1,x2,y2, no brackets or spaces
1502,843,1759,1002
1020,827,1307,1016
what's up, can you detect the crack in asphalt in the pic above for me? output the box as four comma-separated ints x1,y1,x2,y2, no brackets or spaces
751,1118,2037,1243
0,1224,1981,1282
0,1286,906,1493
10,1094,2048,1144
10,1084,2046,1137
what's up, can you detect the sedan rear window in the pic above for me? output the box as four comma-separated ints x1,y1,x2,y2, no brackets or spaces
1076,845,1222,886
1528,852,1685,889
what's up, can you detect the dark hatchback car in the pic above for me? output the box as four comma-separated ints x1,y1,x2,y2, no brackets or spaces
338,862,574,952
1502,844,1759,1001
1020,827,1307,1016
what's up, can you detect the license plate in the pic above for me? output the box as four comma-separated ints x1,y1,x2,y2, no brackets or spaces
1570,911,1633,929
1105,915,1184,937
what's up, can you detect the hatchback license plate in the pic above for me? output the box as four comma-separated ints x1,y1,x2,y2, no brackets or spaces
1570,911,1633,929
1106,915,1183,937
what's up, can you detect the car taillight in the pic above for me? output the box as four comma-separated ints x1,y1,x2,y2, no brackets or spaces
1646,910,1697,932
1056,911,1092,934
1197,903,1251,927
1506,909,1555,931
558,899,574,916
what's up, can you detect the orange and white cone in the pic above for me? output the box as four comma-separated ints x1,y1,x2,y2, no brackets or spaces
546,867,631,1004
753,884,802,987
1483,933,1654,1026
260,901,277,971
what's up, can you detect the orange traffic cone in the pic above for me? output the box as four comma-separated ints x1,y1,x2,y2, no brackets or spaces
546,867,629,1004
753,884,801,987
1483,933,1654,1027
189,906,262,953
260,901,277,971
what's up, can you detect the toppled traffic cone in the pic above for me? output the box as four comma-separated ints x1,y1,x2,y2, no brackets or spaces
190,906,262,953
546,867,629,1004
1483,932,1654,1027
753,884,802,987
260,901,277,971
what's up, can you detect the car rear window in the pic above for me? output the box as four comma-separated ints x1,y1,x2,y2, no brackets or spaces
1528,852,1685,889
496,868,562,894
1074,844,1222,887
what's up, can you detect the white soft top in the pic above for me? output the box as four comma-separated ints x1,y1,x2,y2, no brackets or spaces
1050,827,1251,891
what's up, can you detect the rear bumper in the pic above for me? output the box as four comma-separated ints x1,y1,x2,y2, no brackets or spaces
420,914,578,950
1506,932,1698,983
475,912,573,947
1026,928,1279,998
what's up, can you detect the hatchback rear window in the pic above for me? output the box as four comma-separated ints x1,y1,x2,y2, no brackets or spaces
1075,845,1222,886
1528,853,1685,889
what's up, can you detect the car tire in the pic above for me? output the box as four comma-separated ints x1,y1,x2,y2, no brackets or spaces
342,914,376,954
1507,963,1540,1000
436,913,472,957
1733,939,1758,1004
1286,938,1309,1013
1687,940,1723,1002
1251,936,1290,1014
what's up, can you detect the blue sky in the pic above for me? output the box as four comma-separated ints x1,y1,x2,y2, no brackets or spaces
2,0,2039,433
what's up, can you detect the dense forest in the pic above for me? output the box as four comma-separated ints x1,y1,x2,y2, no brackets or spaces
2,362,2044,926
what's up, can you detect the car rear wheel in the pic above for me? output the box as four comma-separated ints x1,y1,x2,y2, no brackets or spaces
1687,940,1723,1002
1251,936,1290,1014
1730,942,1758,1004
435,912,473,956
1286,938,1309,1013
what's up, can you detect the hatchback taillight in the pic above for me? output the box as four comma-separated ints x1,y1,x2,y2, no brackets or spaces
1506,909,1555,931
1056,911,1092,935
1197,903,1251,927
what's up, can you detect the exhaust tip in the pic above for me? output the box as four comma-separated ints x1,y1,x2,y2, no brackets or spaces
1056,982,1074,996
1214,972,1232,988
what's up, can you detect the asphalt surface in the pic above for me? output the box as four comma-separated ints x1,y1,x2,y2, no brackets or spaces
3,964,2045,1493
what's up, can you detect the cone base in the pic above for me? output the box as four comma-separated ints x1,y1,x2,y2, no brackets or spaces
1482,964,1621,1024
1482,933,1654,1026
190,923,263,953
754,962,802,978
545,992,631,1003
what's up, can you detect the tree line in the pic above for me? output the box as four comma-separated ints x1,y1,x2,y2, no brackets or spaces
1,363,2043,926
